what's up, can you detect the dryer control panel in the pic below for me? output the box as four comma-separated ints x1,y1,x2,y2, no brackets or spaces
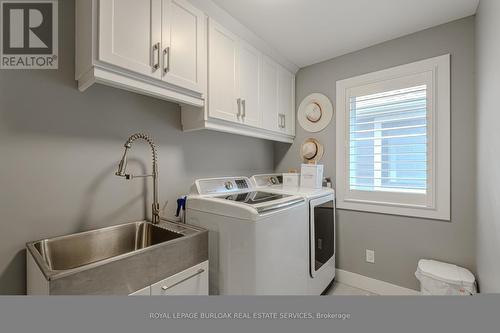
251,174,283,187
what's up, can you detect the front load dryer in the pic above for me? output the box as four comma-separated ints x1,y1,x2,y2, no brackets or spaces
251,174,336,294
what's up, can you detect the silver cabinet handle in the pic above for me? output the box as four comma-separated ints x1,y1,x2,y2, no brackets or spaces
241,99,246,118
160,269,205,292
282,114,286,129
152,42,160,71
278,114,284,128
237,98,242,118
163,47,170,74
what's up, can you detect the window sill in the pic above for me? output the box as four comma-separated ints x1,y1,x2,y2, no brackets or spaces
337,198,450,221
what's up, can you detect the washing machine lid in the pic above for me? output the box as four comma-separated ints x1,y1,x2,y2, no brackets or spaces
189,177,305,219
215,191,304,214
187,193,305,219
216,191,289,205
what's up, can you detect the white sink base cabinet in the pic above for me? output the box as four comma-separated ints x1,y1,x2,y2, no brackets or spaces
130,261,209,296
27,247,208,296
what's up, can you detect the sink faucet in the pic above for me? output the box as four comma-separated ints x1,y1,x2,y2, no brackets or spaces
115,133,160,224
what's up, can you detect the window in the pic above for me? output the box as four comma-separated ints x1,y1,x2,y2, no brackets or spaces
336,55,450,220
350,85,428,194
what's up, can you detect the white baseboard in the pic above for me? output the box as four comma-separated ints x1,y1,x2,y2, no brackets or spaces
335,269,421,295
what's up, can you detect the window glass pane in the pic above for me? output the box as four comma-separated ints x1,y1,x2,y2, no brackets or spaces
349,85,427,194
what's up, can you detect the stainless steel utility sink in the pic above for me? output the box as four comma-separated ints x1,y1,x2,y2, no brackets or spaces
26,220,208,295
32,221,183,271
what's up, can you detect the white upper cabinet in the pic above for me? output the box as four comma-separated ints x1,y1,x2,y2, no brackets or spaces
77,0,205,107
261,58,295,136
183,18,296,143
98,0,162,79
261,56,279,132
77,1,295,142
278,65,295,136
162,0,206,94
207,21,262,128
207,19,240,123
238,41,262,128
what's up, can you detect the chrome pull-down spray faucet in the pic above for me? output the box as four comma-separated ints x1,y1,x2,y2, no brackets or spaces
115,133,160,224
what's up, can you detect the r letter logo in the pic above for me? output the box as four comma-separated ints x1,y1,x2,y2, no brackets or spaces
1,0,58,69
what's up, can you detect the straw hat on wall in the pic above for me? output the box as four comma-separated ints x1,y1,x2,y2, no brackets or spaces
301,138,324,164
297,93,333,133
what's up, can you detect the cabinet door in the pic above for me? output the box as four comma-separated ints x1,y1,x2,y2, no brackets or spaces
99,0,162,79
162,0,206,94
238,41,261,127
261,56,279,132
278,66,295,135
151,262,208,295
208,19,240,123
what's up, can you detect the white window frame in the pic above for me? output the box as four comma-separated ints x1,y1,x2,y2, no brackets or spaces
335,54,450,220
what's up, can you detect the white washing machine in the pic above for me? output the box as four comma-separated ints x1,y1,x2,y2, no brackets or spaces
186,177,310,295
251,174,336,294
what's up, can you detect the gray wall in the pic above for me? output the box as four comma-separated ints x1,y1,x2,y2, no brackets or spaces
0,0,481,295
476,0,500,293
275,17,476,290
0,0,274,294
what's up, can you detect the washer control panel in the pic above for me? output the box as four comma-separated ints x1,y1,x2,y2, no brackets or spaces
235,179,249,189
195,177,252,194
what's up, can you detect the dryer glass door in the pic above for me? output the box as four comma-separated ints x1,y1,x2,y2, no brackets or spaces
310,197,335,277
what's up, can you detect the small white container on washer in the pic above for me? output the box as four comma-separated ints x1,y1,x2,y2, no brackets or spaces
300,164,324,189
283,173,300,187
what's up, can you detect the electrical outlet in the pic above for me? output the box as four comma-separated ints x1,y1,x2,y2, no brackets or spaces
366,249,375,263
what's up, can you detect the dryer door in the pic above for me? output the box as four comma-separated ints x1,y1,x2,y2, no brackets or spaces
310,195,335,278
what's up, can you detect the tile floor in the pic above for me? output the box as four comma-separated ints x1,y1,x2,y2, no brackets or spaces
326,282,376,295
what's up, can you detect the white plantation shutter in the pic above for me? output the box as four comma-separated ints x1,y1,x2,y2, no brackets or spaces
349,85,428,194
335,55,451,220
